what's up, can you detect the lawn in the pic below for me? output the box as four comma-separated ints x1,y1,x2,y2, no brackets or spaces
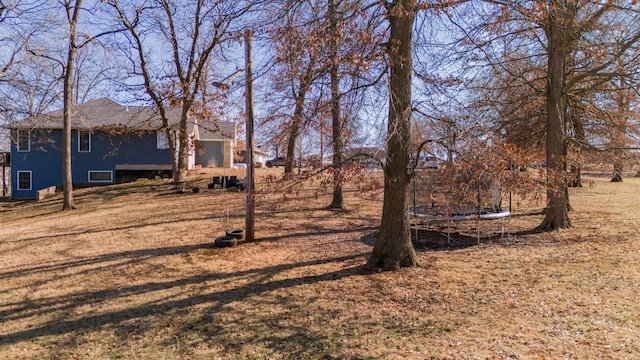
1,169,639,359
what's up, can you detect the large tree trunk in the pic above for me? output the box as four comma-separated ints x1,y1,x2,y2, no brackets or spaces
367,0,418,271
328,0,344,209
539,4,572,230
62,0,83,211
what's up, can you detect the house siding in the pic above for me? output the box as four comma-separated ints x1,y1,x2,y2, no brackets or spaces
11,129,62,199
10,129,173,199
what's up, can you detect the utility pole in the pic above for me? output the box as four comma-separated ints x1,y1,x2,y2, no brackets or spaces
245,30,255,242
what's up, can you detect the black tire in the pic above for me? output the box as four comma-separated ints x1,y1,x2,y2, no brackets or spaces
266,162,273,168
215,236,237,248
226,229,245,241
192,186,200,193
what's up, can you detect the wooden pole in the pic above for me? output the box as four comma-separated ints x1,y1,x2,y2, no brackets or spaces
245,30,255,242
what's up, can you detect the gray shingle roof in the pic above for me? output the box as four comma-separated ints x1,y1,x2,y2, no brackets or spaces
9,98,183,131
8,98,236,141
194,122,236,141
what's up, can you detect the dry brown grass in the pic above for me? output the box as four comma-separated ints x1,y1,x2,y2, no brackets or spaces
1,169,640,359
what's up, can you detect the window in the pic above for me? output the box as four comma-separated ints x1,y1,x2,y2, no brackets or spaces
78,130,91,152
88,171,113,183
17,130,30,152
17,171,31,190
157,132,169,149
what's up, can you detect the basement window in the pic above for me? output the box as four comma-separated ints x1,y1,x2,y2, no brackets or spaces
88,171,113,183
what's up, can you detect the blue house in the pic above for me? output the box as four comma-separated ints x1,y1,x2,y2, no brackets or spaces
7,98,236,199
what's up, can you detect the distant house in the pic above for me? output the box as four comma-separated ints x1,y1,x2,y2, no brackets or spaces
237,146,270,168
6,98,235,199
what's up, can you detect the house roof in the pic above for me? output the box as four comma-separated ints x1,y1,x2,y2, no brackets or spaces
194,122,236,141
8,98,184,131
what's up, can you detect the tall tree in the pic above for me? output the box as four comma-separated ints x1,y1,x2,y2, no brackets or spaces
264,0,327,175
538,0,640,229
107,0,253,183
367,0,419,270
325,0,384,209
539,0,575,229
456,0,640,230
60,0,83,210
24,0,122,210
0,1,53,149
327,0,344,208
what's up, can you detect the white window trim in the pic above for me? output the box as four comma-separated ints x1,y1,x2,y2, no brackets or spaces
78,130,91,152
17,170,32,190
157,131,170,150
17,130,30,152
88,170,113,183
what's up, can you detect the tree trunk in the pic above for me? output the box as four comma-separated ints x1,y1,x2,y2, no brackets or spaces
328,0,343,209
538,3,572,230
174,105,190,183
284,76,312,174
62,0,83,211
62,71,74,210
367,0,418,271
166,127,179,182
284,103,303,175
611,160,623,182
569,165,582,187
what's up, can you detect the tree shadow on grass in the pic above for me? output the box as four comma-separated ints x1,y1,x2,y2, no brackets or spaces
0,252,369,350
3,209,374,293
360,229,480,252
412,229,481,251
408,227,551,251
0,243,216,285
360,225,546,252
2,210,242,246
258,226,378,243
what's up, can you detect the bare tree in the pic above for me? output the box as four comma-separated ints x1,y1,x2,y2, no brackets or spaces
22,0,122,210
107,0,253,183
325,0,384,209
263,0,327,175
450,0,640,230
367,0,419,270
59,0,83,210
0,1,52,147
